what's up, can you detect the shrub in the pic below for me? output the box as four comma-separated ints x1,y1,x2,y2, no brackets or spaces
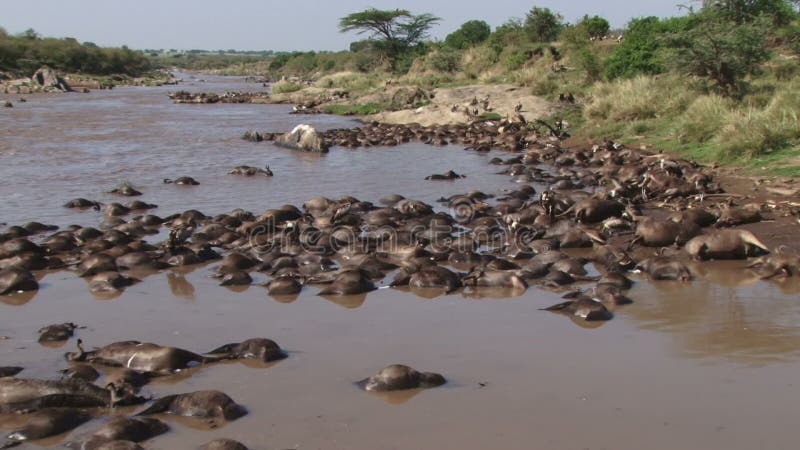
604,17,665,79
270,80,303,94
505,51,530,70
584,15,611,38
428,49,462,72
524,7,565,42
665,12,770,96
488,18,526,54
576,48,602,82
445,20,491,49
315,71,379,91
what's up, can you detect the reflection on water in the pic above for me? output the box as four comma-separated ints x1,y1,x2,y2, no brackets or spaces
3,75,800,450
623,260,800,363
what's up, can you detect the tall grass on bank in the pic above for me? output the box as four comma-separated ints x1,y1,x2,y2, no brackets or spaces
585,75,694,121
715,81,800,159
583,74,800,167
675,94,733,144
270,79,303,94
314,72,380,92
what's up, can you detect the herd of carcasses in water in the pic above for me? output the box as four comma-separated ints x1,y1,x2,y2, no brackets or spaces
2,117,799,449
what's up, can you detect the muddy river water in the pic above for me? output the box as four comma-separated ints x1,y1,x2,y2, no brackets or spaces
1,75,800,450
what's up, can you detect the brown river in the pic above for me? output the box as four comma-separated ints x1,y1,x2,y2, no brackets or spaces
1,75,800,450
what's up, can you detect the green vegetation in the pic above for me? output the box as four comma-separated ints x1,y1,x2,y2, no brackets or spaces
270,79,303,94
444,20,491,49
338,8,441,70
0,27,151,77
523,7,565,42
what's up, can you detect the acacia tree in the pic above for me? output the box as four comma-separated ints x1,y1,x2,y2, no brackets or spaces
339,8,440,67
667,11,770,96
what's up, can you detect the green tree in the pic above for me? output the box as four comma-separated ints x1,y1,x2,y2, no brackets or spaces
19,28,39,40
524,6,564,42
444,20,491,49
338,8,440,66
604,16,693,79
666,12,770,95
487,18,526,53
699,0,796,24
582,15,611,38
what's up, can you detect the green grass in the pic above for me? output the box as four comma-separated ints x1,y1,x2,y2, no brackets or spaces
476,112,503,121
270,80,303,94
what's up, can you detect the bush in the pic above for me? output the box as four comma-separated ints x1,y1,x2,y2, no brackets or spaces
665,13,770,96
462,46,499,75
488,18,526,54
524,7,565,42
604,17,665,79
504,51,530,71
583,15,610,38
315,71,379,91
428,48,462,72
271,80,303,94
576,48,602,81
445,20,491,49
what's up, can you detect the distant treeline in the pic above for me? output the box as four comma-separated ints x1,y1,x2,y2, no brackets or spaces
0,27,151,77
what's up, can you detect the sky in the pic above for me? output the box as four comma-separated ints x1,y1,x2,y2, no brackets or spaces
1,0,688,51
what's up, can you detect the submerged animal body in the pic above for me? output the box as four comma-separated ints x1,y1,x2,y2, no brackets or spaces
358,364,446,392
0,268,38,295
685,229,769,260
543,295,613,321
206,338,287,362
5,408,91,443
136,390,247,421
67,340,218,374
0,378,142,412
38,322,80,343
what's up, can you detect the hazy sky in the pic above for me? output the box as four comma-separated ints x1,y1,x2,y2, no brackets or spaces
2,0,687,51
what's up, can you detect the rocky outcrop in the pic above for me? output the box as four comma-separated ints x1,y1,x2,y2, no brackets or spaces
168,91,270,104
0,66,72,94
274,124,329,153
391,86,430,108
32,66,71,91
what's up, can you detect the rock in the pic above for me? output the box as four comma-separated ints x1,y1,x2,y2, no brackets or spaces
242,130,263,142
275,124,329,153
32,66,71,92
3,101,11,108
391,87,429,108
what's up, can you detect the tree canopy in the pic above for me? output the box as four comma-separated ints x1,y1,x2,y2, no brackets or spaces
444,20,492,49
339,9,440,50
523,7,565,42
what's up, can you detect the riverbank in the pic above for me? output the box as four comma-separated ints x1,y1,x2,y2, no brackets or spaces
0,68,179,94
